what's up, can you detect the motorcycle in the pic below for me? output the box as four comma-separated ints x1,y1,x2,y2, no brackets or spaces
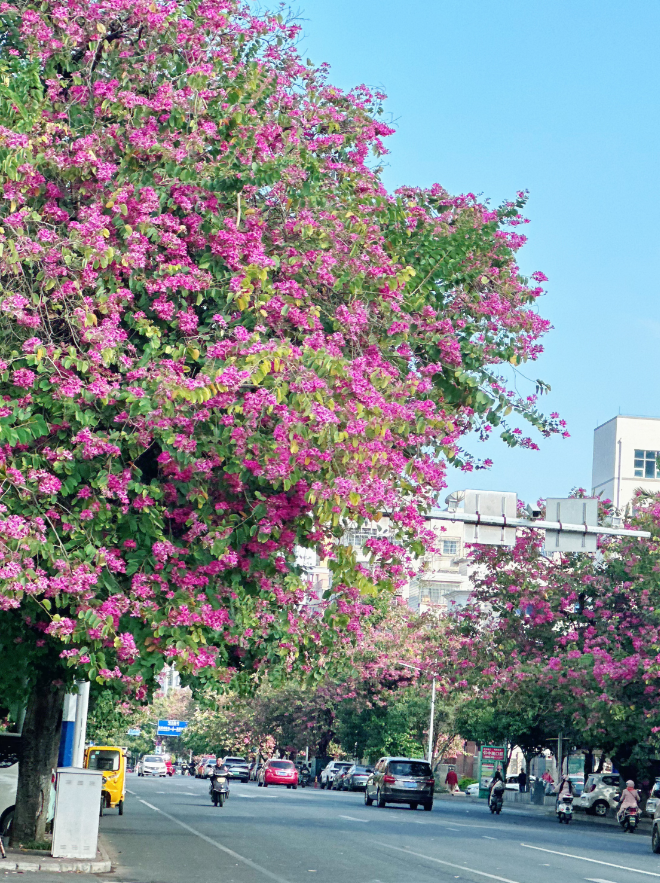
489,783,504,815
556,795,573,824
618,805,639,832
209,772,230,807
298,767,311,788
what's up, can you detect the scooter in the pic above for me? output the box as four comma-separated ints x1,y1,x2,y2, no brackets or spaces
209,772,230,807
618,805,639,832
556,795,573,824
489,783,504,814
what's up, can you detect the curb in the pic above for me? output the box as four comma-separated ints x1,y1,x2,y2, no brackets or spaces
2,838,112,873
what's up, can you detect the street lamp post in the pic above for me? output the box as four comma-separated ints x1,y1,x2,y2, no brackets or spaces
398,662,436,766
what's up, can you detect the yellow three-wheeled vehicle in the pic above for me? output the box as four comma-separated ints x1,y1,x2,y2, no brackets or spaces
84,745,127,816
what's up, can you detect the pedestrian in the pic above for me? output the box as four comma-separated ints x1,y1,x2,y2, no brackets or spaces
445,769,459,793
518,769,527,793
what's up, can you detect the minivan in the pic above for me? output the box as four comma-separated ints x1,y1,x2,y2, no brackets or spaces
364,757,434,811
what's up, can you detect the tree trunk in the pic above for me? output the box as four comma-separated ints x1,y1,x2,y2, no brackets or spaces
596,753,606,773
11,677,65,846
584,749,594,779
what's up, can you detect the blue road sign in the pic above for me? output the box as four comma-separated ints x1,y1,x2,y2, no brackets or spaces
156,719,188,736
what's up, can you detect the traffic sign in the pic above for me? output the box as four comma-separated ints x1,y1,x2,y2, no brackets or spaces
156,719,188,736
127,728,141,736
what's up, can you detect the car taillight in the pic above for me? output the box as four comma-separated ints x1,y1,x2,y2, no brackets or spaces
426,778,435,786
383,774,395,784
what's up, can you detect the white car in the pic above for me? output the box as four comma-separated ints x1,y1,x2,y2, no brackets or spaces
137,755,168,777
575,774,620,816
465,782,480,796
0,735,20,836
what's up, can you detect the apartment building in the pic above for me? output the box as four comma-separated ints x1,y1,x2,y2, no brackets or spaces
592,415,660,512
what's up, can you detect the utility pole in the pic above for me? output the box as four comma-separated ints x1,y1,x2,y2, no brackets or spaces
72,681,90,768
428,677,436,766
397,663,436,766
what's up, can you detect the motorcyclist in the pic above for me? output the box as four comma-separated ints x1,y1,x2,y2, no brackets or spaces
488,770,505,808
555,775,574,809
617,780,641,823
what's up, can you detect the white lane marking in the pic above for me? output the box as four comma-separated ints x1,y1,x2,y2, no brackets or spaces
133,796,293,883
586,879,620,883
235,793,257,799
339,815,369,822
521,844,660,878
375,842,521,883
483,836,496,840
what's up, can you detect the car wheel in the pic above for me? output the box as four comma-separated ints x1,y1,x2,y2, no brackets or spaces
242,778,248,784
118,800,124,816
410,802,418,811
593,800,609,817
377,790,386,808
287,785,291,790
648,819,660,855
264,782,268,788
423,802,433,812
0,806,14,838
293,785,297,790
364,791,373,806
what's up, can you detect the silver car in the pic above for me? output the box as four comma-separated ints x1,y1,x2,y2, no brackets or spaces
344,765,373,791
221,757,250,783
138,755,168,777
364,757,434,811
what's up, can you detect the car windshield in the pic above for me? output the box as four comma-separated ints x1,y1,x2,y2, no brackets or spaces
389,761,431,777
88,749,120,772
270,761,294,769
337,763,351,769
225,758,247,764
144,756,161,764
353,766,371,773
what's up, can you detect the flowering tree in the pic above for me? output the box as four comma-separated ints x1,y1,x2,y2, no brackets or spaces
0,0,561,840
458,498,660,781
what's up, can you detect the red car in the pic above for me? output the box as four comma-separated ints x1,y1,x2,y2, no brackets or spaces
258,759,299,789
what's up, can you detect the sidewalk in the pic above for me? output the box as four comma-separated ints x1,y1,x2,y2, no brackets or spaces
0,837,111,874
437,792,651,829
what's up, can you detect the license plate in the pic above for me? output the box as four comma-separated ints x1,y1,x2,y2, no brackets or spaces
403,782,417,789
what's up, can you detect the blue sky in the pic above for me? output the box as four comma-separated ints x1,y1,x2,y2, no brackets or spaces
296,0,660,506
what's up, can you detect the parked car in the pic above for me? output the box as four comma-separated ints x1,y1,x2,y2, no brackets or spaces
344,765,373,791
258,759,299,789
465,782,480,797
651,796,660,852
365,757,434,811
575,773,621,816
221,757,250,782
196,758,217,778
0,734,21,837
646,779,660,817
320,761,352,789
137,755,168,777
249,762,263,782
331,768,351,790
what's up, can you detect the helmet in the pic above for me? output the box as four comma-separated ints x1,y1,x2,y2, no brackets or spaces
626,780,635,788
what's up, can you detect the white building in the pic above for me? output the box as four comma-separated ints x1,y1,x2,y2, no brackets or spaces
592,415,660,512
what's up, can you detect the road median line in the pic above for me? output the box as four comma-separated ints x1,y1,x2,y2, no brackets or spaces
374,841,522,883
131,794,293,883
520,843,660,877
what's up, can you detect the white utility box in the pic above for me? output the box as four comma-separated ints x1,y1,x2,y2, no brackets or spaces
52,767,102,859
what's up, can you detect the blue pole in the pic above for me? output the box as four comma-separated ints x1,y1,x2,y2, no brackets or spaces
58,693,77,767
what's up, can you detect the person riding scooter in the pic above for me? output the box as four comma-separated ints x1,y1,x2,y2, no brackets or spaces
617,780,641,829
489,770,505,813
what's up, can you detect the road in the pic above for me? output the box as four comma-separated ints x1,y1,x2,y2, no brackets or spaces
81,775,660,883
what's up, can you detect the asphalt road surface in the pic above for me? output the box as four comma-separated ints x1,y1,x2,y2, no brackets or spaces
82,775,660,883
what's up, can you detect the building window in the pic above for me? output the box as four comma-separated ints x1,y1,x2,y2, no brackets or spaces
420,581,458,605
634,450,660,479
442,539,459,556
342,527,381,548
